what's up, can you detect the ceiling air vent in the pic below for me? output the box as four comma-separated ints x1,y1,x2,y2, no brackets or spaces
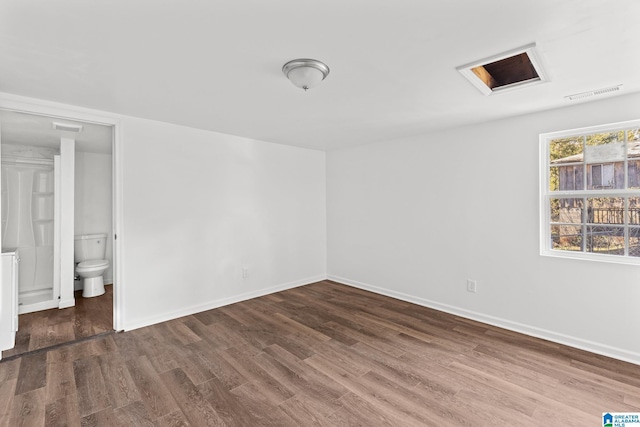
565,84,623,101
457,43,548,96
52,122,83,132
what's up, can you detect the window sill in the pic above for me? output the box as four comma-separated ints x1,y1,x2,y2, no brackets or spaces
540,249,640,266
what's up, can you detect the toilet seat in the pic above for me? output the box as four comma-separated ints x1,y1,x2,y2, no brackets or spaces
78,259,109,269
76,259,109,298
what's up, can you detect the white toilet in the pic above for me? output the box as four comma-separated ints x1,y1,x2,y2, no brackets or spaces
74,233,109,298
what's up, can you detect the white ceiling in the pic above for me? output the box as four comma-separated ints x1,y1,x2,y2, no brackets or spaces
0,0,638,151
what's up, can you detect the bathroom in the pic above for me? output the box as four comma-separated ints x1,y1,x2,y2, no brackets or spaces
0,110,113,354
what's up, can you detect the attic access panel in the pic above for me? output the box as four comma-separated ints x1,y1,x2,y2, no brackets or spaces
457,43,548,95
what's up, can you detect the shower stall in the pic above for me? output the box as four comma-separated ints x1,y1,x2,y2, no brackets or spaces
1,146,61,314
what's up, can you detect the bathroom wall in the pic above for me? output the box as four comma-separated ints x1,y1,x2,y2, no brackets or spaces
74,151,113,284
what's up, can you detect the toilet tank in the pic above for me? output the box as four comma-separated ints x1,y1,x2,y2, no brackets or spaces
74,233,108,263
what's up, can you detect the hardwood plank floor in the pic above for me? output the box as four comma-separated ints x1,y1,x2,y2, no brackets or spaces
2,286,113,359
1,280,639,426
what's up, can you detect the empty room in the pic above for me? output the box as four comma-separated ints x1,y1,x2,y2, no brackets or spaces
1,1,639,426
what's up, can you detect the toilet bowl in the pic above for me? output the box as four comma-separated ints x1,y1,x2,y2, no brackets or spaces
76,259,109,298
74,233,109,298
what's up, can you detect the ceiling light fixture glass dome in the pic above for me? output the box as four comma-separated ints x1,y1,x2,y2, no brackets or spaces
282,59,330,91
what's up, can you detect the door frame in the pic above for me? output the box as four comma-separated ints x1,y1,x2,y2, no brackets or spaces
0,92,125,331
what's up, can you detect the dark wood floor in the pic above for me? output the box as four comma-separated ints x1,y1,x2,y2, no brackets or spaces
1,280,638,426
2,286,113,359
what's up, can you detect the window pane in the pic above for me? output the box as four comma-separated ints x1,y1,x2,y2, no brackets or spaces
550,165,583,191
588,163,620,189
550,166,559,191
586,226,624,255
629,227,640,257
628,160,640,189
630,197,640,225
628,129,640,188
550,198,583,223
586,131,624,146
585,132,624,190
551,225,582,251
549,137,583,192
587,197,624,224
585,131,625,163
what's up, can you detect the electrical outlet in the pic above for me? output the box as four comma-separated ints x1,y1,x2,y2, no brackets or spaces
242,267,249,278
467,279,477,293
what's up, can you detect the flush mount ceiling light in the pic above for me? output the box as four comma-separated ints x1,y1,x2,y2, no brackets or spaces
282,58,330,91
457,43,548,95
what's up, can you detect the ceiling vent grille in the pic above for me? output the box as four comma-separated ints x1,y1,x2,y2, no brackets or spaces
457,43,548,96
52,122,83,132
565,84,623,101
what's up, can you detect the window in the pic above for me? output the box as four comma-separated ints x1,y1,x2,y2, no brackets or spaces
540,120,640,264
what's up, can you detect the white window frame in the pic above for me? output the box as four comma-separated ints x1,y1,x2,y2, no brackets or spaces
540,119,640,265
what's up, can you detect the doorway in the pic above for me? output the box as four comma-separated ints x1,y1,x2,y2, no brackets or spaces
0,108,120,358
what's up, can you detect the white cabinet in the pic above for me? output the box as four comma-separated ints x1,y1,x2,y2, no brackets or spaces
1,249,19,358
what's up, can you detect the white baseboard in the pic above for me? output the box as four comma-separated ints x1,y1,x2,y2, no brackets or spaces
123,274,327,332
328,275,640,366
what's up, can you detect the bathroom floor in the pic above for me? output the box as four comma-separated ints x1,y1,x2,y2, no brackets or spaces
2,286,113,359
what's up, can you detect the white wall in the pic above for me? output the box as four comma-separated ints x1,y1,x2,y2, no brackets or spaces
119,117,326,330
327,92,640,364
75,151,113,284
